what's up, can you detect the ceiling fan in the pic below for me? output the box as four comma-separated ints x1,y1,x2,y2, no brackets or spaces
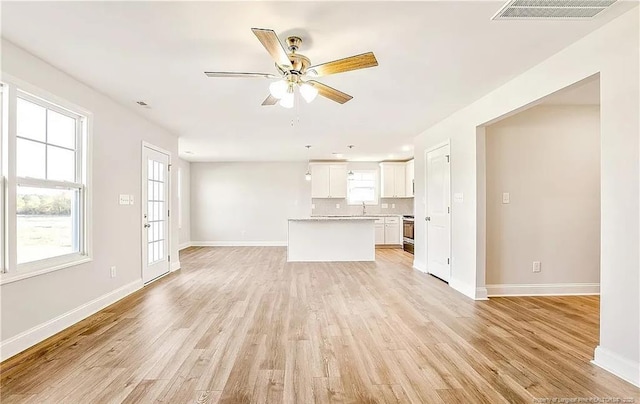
204,28,378,108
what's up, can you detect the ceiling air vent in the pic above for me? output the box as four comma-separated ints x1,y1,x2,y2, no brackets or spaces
492,0,617,20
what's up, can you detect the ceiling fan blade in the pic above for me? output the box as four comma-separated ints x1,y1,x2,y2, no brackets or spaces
308,52,378,77
262,94,279,106
251,28,291,68
307,81,353,104
204,71,278,79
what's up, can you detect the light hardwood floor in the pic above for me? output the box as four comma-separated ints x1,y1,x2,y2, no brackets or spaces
1,247,639,403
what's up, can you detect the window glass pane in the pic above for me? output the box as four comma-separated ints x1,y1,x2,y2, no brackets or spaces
348,170,377,204
17,98,46,142
157,162,164,182
17,138,46,179
17,186,79,264
47,109,76,149
47,145,75,182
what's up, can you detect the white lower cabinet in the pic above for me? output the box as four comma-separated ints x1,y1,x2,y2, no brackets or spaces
375,216,402,246
375,218,385,244
384,217,401,245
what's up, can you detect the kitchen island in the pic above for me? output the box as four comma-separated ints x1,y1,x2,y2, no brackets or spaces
287,217,376,262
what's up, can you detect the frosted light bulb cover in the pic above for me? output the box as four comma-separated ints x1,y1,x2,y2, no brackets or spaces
279,92,294,108
269,80,288,99
299,83,319,103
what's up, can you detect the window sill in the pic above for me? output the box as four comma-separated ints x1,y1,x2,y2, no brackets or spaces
0,256,92,285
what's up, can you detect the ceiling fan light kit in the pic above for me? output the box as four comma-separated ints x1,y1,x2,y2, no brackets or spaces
205,28,378,108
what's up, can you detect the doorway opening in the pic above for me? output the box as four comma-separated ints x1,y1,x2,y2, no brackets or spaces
480,75,601,297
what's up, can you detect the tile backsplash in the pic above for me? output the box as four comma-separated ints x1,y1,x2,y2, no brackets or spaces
312,198,414,216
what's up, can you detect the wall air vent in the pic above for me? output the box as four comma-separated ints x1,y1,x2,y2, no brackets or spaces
492,0,617,20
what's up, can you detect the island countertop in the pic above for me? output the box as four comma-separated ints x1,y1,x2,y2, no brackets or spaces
288,216,378,221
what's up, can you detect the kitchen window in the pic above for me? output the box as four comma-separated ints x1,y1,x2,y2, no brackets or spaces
347,170,378,205
1,81,91,282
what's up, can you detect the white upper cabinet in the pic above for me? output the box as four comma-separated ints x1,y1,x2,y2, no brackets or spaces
380,163,407,198
311,163,347,198
405,159,415,197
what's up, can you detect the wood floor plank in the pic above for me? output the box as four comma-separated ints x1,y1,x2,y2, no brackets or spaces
1,247,639,403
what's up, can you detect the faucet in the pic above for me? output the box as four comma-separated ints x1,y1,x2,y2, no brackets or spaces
362,202,366,216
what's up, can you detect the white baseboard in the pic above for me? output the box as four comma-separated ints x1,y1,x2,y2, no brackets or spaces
412,260,427,273
475,287,489,300
593,345,640,387
486,283,600,297
170,261,181,272
179,242,192,250
191,241,287,247
0,279,142,362
449,277,477,300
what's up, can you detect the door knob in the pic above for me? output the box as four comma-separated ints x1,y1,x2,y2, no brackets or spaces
425,217,431,221
144,223,151,228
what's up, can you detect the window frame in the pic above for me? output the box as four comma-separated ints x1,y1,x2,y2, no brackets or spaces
0,76,93,285
347,169,379,206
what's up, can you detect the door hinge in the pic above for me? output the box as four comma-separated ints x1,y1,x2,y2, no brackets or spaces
168,255,171,262
168,209,170,217
446,155,450,163
447,206,450,214
447,258,450,265
168,164,172,170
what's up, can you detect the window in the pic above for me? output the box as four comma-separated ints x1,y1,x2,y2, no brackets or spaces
1,81,90,281
348,170,378,205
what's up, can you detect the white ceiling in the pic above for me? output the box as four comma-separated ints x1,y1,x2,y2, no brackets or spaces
1,1,634,162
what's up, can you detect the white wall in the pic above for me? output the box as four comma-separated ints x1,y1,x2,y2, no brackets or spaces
177,158,191,249
485,105,600,290
190,162,311,245
413,9,638,385
0,40,180,359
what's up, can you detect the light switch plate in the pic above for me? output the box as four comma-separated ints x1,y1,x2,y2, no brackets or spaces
502,192,510,204
119,194,130,205
110,266,116,278
391,203,396,208
533,261,541,273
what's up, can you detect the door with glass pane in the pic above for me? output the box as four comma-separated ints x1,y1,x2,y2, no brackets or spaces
142,145,170,283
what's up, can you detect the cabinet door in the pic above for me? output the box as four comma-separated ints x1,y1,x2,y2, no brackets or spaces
405,160,414,197
375,224,385,245
394,165,406,197
329,165,347,198
380,164,395,198
385,223,400,244
311,165,330,198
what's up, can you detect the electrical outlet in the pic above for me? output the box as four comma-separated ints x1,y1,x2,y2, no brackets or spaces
532,261,541,273
110,266,116,278
502,192,510,204
391,203,396,208
311,204,315,210
335,203,340,209
381,203,388,209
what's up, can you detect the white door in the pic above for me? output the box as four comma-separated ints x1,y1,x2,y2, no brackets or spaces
142,146,170,284
426,144,450,282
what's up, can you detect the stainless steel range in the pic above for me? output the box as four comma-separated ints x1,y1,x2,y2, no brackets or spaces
403,215,414,254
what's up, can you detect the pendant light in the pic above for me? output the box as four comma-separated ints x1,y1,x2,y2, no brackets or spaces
305,145,312,181
347,145,355,179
